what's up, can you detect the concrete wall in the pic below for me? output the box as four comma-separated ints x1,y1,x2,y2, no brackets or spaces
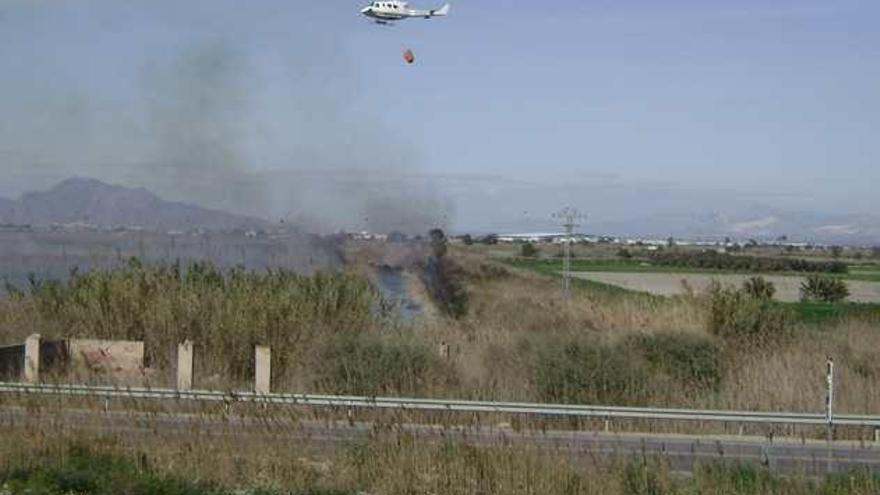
68,339,145,385
0,344,24,381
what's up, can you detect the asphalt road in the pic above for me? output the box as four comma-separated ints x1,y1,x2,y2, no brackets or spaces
1,406,878,477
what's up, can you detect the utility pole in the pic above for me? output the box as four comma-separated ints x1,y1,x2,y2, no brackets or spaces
552,207,584,298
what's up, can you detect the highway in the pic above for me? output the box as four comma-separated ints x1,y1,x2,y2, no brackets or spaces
1,406,878,477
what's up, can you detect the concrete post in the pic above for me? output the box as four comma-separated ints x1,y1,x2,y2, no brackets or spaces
255,346,271,394
24,334,41,384
438,341,450,360
177,340,194,391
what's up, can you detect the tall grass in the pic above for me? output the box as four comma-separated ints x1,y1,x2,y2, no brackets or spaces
4,260,381,387
2,430,879,495
1,252,878,416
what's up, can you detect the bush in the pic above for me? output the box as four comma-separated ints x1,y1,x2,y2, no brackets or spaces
421,257,469,318
705,282,791,345
529,337,649,406
479,234,499,245
312,334,457,397
519,242,539,258
429,228,448,259
800,275,850,303
630,333,723,391
1,445,221,495
742,276,775,300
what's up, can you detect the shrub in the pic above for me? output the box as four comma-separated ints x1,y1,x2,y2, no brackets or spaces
742,276,775,300
800,275,850,303
1,445,221,495
705,282,791,345
311,334,457,397
529,337,649,406
630,333,723,391
420,257,469,318
429,228,448,259
479,234,499,245
519,242,539,258
617,248,633,259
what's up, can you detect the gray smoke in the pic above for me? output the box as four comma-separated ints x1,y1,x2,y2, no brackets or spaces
0,0,451,235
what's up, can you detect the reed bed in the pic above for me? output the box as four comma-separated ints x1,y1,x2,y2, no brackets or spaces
1,253,878,417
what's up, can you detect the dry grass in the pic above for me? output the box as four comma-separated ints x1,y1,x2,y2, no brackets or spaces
1,249,878,420
2,421,878,495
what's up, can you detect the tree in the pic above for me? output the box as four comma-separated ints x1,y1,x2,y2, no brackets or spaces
872,247,880,259
742,276,775,300
617,248,633,259
480,234,499,245
830,246,843,259
429,228,448,259
800,275,850,303
461,234,474,246
520,242,539,258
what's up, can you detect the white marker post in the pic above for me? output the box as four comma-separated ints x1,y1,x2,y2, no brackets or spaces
825,357,834,441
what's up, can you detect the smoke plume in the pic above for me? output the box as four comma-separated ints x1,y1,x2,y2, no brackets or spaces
0,0,451,235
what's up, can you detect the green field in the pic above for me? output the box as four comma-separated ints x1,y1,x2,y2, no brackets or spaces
506,258,880,325
507,257,880,282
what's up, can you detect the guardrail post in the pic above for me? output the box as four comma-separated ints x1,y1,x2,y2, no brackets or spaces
177,340,194,391
24,334,41,384
875,428,879,444
825,357,834,441
255,345,271,394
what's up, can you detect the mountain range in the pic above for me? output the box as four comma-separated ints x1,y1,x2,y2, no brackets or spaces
1,178,877,244
0,178,267,231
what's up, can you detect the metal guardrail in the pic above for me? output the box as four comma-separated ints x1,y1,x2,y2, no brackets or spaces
2,382,880,428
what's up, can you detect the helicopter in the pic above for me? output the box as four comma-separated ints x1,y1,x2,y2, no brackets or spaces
361,1,450,24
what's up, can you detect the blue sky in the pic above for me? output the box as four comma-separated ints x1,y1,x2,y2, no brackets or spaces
1,0,878,234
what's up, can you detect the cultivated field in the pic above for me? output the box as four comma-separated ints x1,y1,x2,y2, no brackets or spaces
572,271,880,303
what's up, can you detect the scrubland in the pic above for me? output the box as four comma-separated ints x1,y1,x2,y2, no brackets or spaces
2,246,880,493
2,248,879,416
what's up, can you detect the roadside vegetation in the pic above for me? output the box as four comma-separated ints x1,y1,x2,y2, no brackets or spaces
2,438,879,495
1,243,879,415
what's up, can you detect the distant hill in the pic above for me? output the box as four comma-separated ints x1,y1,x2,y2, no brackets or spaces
0,178,268,231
